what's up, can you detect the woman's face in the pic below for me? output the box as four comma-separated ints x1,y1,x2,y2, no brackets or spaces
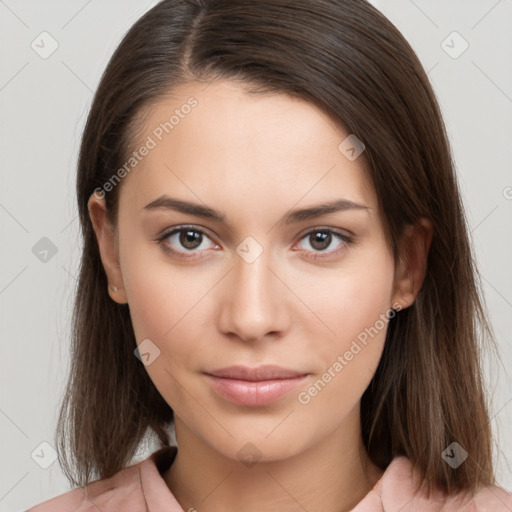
90,79,413,463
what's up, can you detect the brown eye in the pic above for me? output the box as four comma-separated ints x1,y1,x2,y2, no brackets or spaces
295,228,352,257
179,229,203,249
309,231,332,251
157,226,217,257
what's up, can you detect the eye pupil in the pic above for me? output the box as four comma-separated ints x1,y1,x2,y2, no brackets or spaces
180,230,202,249
310,231,331,250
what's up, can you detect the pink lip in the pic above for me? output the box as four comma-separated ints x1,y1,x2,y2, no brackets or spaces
204,365,309,407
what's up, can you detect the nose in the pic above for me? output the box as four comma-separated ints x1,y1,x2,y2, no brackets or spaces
217,250,291,343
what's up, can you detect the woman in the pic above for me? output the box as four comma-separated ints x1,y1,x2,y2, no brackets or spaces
27,0,512,510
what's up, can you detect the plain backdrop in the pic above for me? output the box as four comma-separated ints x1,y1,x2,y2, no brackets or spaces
0,1,511,510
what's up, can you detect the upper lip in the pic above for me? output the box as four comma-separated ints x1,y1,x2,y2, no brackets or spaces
205,365,308,381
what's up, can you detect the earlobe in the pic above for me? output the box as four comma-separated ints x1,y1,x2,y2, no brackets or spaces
391,218,433,310
87,193,128,304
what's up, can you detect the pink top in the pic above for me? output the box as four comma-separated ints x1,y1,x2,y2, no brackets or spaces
26,446,512,511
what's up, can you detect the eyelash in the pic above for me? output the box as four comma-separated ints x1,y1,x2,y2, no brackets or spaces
156,225,353,261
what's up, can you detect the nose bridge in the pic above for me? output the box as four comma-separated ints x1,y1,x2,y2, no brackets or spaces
217,245,289,341
234,251,273,304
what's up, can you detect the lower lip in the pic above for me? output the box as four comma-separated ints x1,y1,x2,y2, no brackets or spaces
205,374,309,407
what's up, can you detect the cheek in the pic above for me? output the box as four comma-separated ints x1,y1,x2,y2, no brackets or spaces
293,242,395,355
122,256,207,412
295,277,393,423
290,243,395,413
120,236,209,341
118,242,210,403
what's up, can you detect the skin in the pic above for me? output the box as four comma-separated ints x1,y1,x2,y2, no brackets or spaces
88,79,433,512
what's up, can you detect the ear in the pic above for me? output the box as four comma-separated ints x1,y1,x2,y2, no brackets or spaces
391,218,433,311
87,193,128,304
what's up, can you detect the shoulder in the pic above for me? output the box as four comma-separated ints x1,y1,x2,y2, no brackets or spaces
25,446,180,512
366,456,512,512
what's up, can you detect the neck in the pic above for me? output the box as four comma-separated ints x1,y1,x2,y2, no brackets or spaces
163,406,384,512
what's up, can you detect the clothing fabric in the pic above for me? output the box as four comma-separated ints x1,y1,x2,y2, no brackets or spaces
26,446,512,511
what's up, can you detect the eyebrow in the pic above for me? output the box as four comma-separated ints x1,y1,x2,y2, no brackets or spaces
142,195,370,225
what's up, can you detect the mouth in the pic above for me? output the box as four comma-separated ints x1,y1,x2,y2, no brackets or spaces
204,365,310,407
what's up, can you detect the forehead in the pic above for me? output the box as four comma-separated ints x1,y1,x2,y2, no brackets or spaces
119,80,378,219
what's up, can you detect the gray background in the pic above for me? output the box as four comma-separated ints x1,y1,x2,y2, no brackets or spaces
0,1,511,510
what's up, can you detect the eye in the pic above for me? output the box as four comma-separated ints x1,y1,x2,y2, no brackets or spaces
157,226,218,258
295,228,352,258
156,225,352,260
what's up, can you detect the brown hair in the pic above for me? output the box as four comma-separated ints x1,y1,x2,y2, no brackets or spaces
57,0,497,495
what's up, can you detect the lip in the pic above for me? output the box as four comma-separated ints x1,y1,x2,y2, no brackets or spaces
206,365,307,381
204,365,309,407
